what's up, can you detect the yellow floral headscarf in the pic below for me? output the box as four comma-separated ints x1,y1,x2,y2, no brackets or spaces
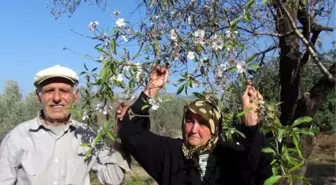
182,99,222,159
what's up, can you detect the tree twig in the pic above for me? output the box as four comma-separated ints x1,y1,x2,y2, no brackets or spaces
276,0,334,82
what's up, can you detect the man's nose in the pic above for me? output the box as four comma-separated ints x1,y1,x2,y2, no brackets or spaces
52,90,62,103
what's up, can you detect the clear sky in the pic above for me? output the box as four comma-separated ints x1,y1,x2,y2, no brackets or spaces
0,0,335,96
0,0,144,95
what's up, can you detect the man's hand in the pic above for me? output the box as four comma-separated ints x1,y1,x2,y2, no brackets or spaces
242,80,264,126
144,65,169,98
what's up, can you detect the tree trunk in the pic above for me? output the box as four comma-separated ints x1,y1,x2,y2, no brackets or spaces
276,2,300,126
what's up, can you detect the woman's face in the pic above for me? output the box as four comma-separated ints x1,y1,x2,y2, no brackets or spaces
183,111,212,147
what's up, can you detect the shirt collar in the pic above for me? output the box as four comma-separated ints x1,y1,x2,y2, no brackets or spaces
29,110,78,131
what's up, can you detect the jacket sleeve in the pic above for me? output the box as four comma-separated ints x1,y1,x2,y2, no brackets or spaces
119,92,170,183
235,124,273,185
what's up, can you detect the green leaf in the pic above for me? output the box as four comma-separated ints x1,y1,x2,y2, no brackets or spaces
271,166,279,175
292,131,304,158
262,0,269,5
91,67,98,72
244,12,252,22
227,66,237,73
248,63,260,70
185,81,190,95
84,63,88,71
236,108,252,117
107,131,115,140
289,161,304,172
177,84,185,95
141,104,149,110
177,78,186,84
264,175,282,185
262,147,276,155
129,79,135,88
246,55,257,63
277,128,286,139
298,128,315,136
230,17,242,29
245,0,256,10
291,116,313,128
110,39,117,54
84,148,93,159
80,143,90,148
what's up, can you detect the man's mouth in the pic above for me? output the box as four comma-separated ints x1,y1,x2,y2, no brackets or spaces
50,105,65,109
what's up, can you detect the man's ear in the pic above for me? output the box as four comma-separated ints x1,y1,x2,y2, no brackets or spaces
36,90,42,104
74,88,80,102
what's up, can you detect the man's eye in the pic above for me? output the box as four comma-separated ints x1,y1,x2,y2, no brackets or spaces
60,89,71,93
44,90,54,93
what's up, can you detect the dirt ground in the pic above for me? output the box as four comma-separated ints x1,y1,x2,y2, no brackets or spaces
306,132,336,185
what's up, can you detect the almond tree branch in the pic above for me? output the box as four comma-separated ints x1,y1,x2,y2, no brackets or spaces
277,0,334,82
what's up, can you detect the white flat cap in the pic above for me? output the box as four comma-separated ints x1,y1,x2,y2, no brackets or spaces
33,65,79,87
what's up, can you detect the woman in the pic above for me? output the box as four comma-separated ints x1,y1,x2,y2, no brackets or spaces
117,65,272,185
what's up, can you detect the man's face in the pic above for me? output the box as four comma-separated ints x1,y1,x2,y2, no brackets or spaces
36,78,78,123
183,111,212,147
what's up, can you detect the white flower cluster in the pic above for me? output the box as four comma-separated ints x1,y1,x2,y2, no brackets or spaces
88,21,99,32
95,103,113,115
116,18,125,27
134,63,144,82
194,29,205,46
110,74,124,82
148,97,162,110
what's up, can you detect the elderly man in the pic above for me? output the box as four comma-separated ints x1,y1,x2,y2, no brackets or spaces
0,65,130,185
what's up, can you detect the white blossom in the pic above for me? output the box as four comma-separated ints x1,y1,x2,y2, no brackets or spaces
278,137,283,143
191,81,200,88
149,98,162,110
172,50,180,60
116,18,125,27
225,30,238,39
194,29,206,45
136,72,144,82
82,111,89,121
95,102,111,115
211,34,224,51
236,61,247,74
236,142,240,145
170,29,178,41
135,63,144,82
215,63,228,79
88,21,99,32
116,74,123,82
187,51,195,60
194,29,205,38
187,16,192,25
113,10,121,15
95,102,103,112
102,107,108,115
123,65,131,72
121,35,128,42
130,94,137,100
